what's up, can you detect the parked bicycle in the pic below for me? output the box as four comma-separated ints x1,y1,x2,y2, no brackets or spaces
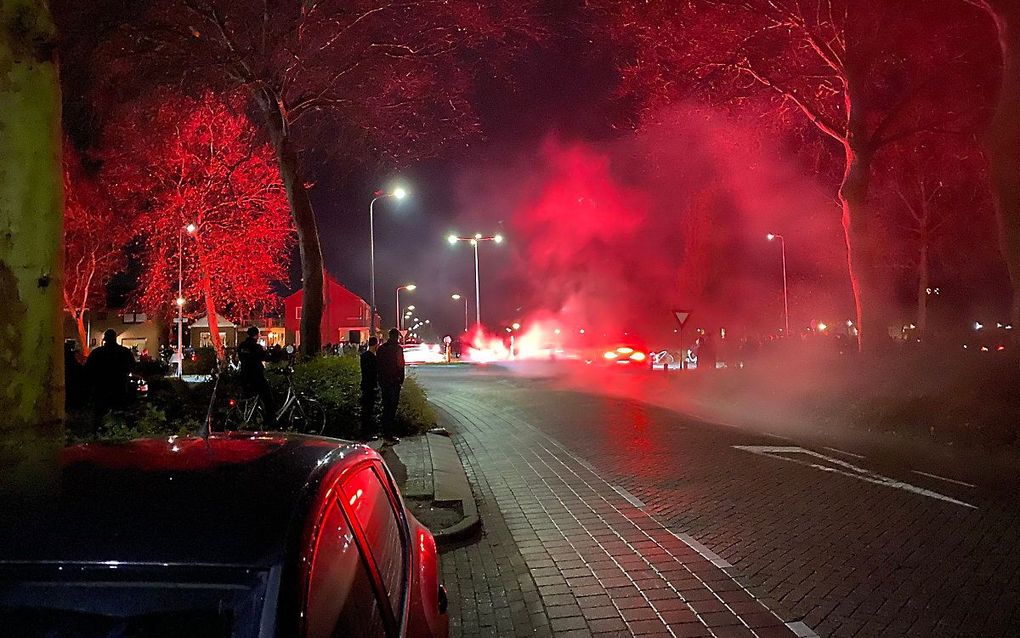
225,346,326,434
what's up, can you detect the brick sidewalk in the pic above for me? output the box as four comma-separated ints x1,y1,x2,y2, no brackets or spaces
435,394,813,638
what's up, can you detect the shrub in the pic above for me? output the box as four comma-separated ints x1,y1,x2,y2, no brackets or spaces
182,347,218,375
397,375,437,436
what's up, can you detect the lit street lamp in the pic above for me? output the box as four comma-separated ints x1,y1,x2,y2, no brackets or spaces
396,284,416,329
175,223,197,377
369,186,408,334
448,233,503,327
766,233,789,338
451,294,469,332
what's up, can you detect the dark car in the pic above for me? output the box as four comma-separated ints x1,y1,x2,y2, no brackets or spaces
0,433,448,638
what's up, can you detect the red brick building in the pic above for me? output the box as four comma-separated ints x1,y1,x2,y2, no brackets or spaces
283,273,376,346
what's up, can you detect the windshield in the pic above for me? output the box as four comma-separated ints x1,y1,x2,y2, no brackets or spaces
0,565,268,638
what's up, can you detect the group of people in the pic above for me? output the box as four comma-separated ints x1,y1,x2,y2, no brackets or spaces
360,328,406,444
65,329,138,426
235,325,407,443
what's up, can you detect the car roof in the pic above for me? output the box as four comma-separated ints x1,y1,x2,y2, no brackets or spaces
0,433,376,569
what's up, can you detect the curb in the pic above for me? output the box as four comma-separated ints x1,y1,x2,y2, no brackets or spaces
390,408,479,547
427,431,481,546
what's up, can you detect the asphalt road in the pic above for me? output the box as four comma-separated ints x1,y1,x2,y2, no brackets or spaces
415,363,1020,638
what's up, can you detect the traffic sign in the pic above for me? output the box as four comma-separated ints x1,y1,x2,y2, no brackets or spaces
672,310,691,326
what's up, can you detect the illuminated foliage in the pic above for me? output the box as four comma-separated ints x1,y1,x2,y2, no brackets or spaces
62,146,133,355
78,0,540,357
104,91,294,359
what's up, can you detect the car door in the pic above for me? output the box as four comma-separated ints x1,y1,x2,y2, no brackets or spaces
340,462,411,636
303,488,388,638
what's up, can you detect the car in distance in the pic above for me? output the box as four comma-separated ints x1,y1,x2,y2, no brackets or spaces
599,344,649,366
0,433,448,638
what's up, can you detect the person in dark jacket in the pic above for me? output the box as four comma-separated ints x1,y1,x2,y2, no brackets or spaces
359,336,380,439
376,328,405,443
237,326,276,426
85,329,135,426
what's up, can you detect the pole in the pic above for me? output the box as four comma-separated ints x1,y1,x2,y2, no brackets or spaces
473,241,481,326
464,297,469,332
780,236,789,338
177,229,184,377
396,287,401,330
369,196,378,335
680,324,685,370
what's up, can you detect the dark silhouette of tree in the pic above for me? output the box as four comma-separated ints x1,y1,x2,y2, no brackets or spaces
593,0,994,349
87,0,538,357
63,145,133,355
961,1,1020,331
104,91,294,361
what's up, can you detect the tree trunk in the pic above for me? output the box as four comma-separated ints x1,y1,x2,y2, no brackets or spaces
0,0,64,493
917,241,929,335
193,242,224,361
253,91,323,358
75,311,89,355
839,141,881,352
984,5,1020,331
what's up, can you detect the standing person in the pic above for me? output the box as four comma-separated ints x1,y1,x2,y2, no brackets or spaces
359,336,380,440
237,326,276,426
376,328,406,444
85,329,135,427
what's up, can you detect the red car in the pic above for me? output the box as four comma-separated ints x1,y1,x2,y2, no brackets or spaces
0,433,448,638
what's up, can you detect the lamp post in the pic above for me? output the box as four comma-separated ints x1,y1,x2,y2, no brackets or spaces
451,294,468,332
766,233,789,338
396,284,416,330
369,187,408,335
175,223,197,376
447,233,503,327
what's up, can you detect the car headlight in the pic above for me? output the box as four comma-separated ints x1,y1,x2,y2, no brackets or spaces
629,351,646,362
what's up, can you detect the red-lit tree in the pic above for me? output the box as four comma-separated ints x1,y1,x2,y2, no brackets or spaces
62,146,133,355
82,0,539,358
593,0,994,349
104,91,294,360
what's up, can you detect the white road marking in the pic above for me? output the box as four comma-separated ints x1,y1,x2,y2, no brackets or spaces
765,432,794,441
733,445,977,509
674,532,732,568
611,484,646,508
823,446,866,459
911,470,976,488
787,620,821,637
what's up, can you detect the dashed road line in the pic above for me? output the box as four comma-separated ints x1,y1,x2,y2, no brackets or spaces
610,484,646,508
733,445,977,509
911,470,976,488
822,446,866,459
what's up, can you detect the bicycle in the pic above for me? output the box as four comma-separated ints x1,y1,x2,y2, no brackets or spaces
225,348,326,435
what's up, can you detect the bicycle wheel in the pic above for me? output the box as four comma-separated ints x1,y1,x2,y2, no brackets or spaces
287,397,327,435
226,397,263,430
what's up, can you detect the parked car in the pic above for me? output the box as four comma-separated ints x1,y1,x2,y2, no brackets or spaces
0,433,448,638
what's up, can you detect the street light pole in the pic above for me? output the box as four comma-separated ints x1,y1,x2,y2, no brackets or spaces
767,233,790,338
176,223,196,377
452,294,468,332
396,284,416,330
369,187,408,335
448,233,503,329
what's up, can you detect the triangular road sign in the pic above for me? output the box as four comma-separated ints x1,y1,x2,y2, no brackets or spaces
673,310,691,326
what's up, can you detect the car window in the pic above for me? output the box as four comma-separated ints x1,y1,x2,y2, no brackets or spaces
342,465,407,622
305,497,386,638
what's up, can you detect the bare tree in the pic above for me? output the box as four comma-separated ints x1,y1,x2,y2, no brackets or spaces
82,0,538,357
593,0,992,349
962,1,1020,330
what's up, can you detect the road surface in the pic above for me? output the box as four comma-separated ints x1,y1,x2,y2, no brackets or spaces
415,363,1020,638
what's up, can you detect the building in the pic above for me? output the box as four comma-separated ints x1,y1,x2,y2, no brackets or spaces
189,313,240,349
64,309,164,355
284,273,375,346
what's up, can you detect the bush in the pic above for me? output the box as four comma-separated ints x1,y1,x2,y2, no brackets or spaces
182,347,218,375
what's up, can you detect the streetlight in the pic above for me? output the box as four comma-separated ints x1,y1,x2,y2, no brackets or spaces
451,294,469,332
396,284,416,329
175,223,197,377
369,186,409,334
766,233,789,338
448,233,504,327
